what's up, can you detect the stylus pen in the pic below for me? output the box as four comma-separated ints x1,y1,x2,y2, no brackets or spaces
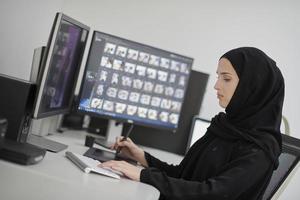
116,124,134,154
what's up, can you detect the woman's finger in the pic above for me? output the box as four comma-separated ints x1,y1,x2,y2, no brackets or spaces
100,160,118,168
116,136,124,143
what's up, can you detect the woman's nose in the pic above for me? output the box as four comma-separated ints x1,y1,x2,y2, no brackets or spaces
214,80,220,90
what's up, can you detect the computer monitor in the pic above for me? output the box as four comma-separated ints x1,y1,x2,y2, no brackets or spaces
77,31,193,131
26,13,90,152
33,12,89,119
1,13,89,144
186,116,210,153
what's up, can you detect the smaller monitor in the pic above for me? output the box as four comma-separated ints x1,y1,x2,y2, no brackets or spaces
186,116,210,152
33,13,90,119
77,31,193,130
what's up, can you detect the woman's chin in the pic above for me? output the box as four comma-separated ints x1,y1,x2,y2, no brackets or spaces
219,101,227,109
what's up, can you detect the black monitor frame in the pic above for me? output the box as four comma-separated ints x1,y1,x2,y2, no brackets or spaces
76,31,193,131
33,12,90,119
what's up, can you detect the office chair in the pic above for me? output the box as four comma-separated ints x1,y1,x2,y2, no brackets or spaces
187,116,300,200
262,134,300,200
281,115,290,135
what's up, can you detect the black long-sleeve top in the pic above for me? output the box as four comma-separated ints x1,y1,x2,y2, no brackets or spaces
140,134,274,200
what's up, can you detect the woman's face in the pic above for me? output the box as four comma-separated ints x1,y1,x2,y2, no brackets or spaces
214,58,239,108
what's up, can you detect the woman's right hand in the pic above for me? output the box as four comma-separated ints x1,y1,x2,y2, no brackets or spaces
111,136,148,167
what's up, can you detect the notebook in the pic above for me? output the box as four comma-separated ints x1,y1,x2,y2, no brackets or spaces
65,151,122,179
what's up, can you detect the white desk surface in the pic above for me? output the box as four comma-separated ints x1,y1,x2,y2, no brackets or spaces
0,131,160,200
1,130,300,199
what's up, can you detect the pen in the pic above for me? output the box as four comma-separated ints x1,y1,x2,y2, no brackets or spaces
116,123,134,154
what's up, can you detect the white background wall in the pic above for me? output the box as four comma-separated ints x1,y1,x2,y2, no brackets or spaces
0,0,64,79
0,1,299,198
1,0,299,139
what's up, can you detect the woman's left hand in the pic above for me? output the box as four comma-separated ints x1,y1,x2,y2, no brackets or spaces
99,160,142,181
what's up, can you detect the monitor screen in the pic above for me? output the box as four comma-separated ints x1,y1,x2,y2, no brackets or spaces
77,31,193,130
33,13,89,119
186,117,210,152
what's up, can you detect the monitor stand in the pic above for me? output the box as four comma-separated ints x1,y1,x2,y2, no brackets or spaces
26,134,67,153
26,116,67,153
94,119,123,149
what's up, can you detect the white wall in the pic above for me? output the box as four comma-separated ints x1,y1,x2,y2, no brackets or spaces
0,0,63,79
0,0,299,137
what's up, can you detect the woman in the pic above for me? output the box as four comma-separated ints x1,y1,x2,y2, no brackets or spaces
100,47,285,200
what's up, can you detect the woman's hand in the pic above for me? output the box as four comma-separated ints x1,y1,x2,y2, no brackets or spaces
99,160,142,181
111,137,148,167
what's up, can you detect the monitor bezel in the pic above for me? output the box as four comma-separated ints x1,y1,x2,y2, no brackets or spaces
33,12,90,119
76,30,193,131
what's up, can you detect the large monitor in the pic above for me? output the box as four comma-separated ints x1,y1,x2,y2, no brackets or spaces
33,13,89,119
77,31,193,131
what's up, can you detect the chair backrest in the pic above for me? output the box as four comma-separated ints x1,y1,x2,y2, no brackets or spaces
262,134,300,200
281,115,290,135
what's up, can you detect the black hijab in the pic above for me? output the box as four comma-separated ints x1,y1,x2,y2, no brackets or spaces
208,47,285,169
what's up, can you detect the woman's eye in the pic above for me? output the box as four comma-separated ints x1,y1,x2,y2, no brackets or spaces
224,78,231,82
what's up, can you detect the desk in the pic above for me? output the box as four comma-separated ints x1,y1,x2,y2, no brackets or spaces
0,131,160,200
2,131,300,199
